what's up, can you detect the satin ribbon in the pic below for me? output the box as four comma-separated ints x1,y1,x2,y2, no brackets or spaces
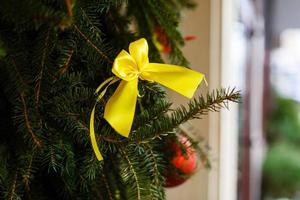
90,38,204,160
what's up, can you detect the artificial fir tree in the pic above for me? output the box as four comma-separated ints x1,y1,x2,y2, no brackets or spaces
0,0,240,199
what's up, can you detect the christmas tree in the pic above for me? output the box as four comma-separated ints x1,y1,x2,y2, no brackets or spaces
0,0,240,199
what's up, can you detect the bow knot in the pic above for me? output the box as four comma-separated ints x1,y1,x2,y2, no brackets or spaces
112,40,150,82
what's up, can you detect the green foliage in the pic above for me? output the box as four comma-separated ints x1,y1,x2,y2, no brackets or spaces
0,0,240,199
263,142,300,198
266,96,300,143
263,96,300,198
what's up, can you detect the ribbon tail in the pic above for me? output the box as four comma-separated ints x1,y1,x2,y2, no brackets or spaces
104,79,138,137
95,76,117,93
90,77,120,160
142,63,204,98
90,106,104,161
96,78,120,102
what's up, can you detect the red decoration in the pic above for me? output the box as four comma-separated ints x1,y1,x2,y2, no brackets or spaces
153,27,172,54
164,172,187,187
184,35,197,41
164,135,198,187
171,136,197,173
153,26,197,55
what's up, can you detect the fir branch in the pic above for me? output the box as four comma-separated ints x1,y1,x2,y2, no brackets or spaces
20,93,42,147
80,155,103,181
71,116,162,145
64,0,73,17
133,100,171,129
120,148,141,200
55,36,76,79
49,145,58,172
145,144,165,200
87,0,127,14
63,116,123,144
22,152,34,196
35,29,50,106
171,88,241,122
8,171,18,200
79,7,101,36
101,173,114,200
59,49,74,75
73,24,112,64
60,175,75,199
130,88,241,142
144,144,159,185
145,144,158,173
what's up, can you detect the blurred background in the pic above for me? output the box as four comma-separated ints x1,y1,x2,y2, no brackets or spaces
166,0,300,199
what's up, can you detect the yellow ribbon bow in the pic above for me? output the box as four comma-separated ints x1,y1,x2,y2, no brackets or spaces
90,38,204,160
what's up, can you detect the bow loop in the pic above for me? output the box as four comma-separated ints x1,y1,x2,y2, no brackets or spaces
129,38,149,70
112,50,139,81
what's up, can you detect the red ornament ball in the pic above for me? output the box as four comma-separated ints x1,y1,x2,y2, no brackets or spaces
164,135,198,187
